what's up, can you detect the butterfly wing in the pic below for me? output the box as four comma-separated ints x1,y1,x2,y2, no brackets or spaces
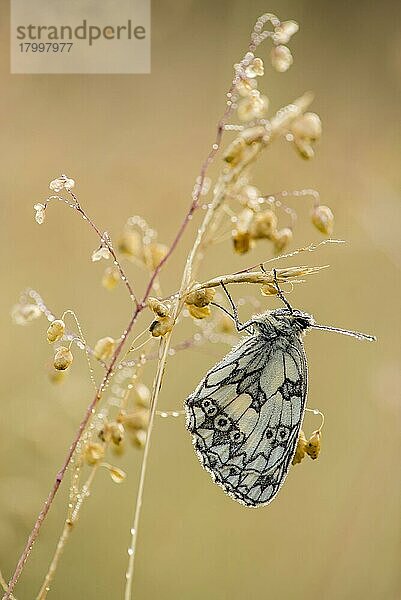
185,332,307,507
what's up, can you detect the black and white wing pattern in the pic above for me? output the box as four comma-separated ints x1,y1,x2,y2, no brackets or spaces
185,332,307,507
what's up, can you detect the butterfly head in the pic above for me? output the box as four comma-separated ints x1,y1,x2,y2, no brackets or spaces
252,308,315,337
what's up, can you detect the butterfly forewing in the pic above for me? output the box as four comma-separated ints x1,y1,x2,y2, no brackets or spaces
185,331,307,507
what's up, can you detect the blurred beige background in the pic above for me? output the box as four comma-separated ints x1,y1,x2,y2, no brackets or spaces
1,1,400,599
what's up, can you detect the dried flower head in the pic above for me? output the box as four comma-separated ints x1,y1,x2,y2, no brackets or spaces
91,246,110,262
271,45,293,72
34,203,46,225
187,304,211,320
245,57,264,78
46,319,65,343
49,174,75,192
107,465,126,483
273,20,299,45
84,442,104,465
146,242,168,270
237,90,269,122
147,297,170,318
53,346,73,371
185,287,216,308
149,316,174,337
223,137,246,165
132,382,151,408
117,230,143,259
94,337,115,362
306,430,321,460
292,430,307,465
260,283,279,296
232,230,253,254
311,205,334,235
119,408,150,431
272,227,293,252
131,429,147,449
291,112,322,143
236,77,258,97
250,209,278,239
11,303,42,326
102,266,120,290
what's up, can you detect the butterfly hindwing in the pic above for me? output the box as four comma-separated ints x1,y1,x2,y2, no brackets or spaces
185,332,307,507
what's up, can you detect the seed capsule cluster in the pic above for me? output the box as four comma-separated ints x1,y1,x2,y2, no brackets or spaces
292,429,322,465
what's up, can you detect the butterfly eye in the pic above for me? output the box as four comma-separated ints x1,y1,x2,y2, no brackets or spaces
201,399,218,416
277,426,290,441
265,428,275,440
214,415,231,431
229,430,244,443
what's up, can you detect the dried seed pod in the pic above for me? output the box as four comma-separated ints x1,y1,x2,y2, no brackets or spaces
250,210,278,239
109,422,125,446
292,430,307,465
271,45,293,72
11,303,42,326
232,230,252,254
236,77,258,97
185,287,216,308
94,337,115,361
188,304,211,320
240,126,267,145
223,137,246,165
84,442,105,465
291,112,322,142
237,91,269,122
117,230,143,259
131,429,147,449
260,283,279,296
146,242,168,270
274,20,299,45
293,138,315,160
91,246,110,262
54,346,73,371
306,430,321,460
273,228,293,252
34,203,46,225
47,319,65,343
107,465,126,483
245,57,264,78
149,316,174,337
102,266,120,290
133,382,151,408
311,205,334,235
120,408,150,431
147,297,170,318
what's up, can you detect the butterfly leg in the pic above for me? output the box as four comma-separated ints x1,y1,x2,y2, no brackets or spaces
219,282,251,332
260,264,294,314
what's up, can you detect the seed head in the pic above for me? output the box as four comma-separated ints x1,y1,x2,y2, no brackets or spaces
292,430,307,465
272,227,293,252
11,303,42,326
94,337,115,361
54,346,73,371
260,283,279,296
47,319,65,343
84,442,104,465
311,205,334,235
237,90,269,122
147,297,170,318
131,429,147,449
236,77,258,97
102,266,120,290
185,287,216,308
271,45,293,72
273,20,299,45
147,242,168,270
119,408,150,431
149,316,174,337
133,382,151,408
91,246,110,262
117,230,143,259
223,137,246,165
306,430,321,460
250,210,278,239
232,230,252,254
245,57,264,78
34,203,46,225
292,112,322,142
188,304,211,320
107,465,126,483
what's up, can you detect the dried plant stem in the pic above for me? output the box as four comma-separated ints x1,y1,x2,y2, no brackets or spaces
36,465,100,600
124,334,172,599
2,310,140,599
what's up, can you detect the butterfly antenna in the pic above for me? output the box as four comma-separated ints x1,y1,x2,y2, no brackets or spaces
311,324,376,342
270,267,293,314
